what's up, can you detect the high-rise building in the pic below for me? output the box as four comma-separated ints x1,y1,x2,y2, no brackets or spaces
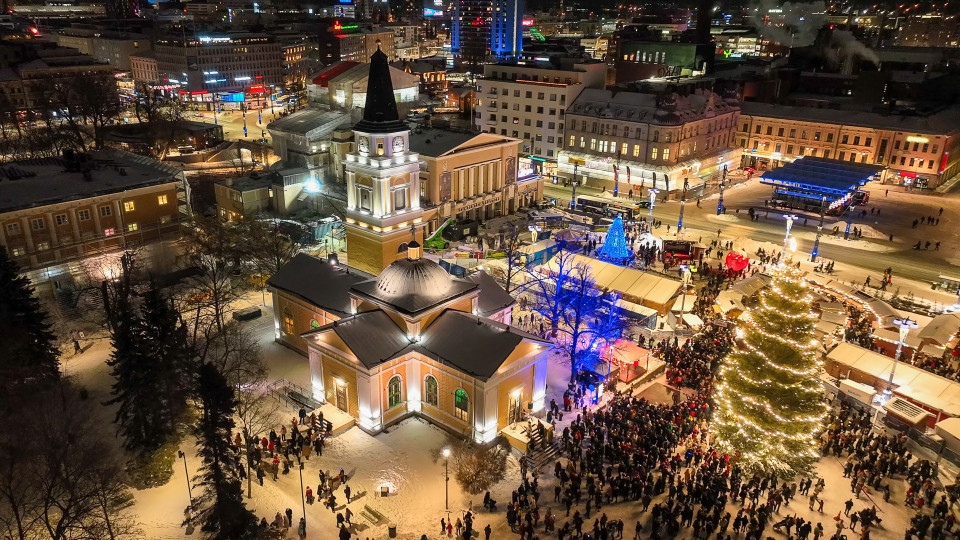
452,0,524,66
106,0,140,19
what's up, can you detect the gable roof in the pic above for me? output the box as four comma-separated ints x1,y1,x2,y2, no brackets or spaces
468,270,516,316
310,310,413,369
267,254,370,316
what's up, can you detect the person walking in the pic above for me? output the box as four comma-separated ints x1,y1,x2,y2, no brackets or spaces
297,517,307,540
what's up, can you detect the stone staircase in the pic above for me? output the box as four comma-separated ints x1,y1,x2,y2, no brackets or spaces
522,421,560,473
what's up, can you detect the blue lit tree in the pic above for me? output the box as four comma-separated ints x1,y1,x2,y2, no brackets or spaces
523,242,627,381
596,215,633,265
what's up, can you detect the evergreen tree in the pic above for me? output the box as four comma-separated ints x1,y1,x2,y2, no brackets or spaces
105,270,159,452
0,247,60,390
192,363,256,539
140,285,196,434
713,265,828,477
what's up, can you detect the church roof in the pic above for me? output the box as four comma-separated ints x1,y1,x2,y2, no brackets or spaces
467,270,516,317
353,47,407,134
266,254,371,316
305,308,548,379
350,256,478,316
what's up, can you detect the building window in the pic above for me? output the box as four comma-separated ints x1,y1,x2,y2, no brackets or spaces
127,223,138,232
123,201,135,212
55,214,68,226
393,189,406,211
632,145,640,157
777,128,784,136
838,152,846,161
424,375,438,407
827,133,834,143
765,127,772,136
5,222,20,235
35,241,49,251
841,135,849,145
853,136,861,145
651,147,658,160
454,388,469,421
283,310,294,334
865,138,872,147
100,206,112,217
30,218,44,231
775,143,782,153
310,319,321,329
158,194,168,205
663,148,670,161
78,209,91,221
10,247,24,256
569,135,575,147
104,228,115,237
388,375,402,408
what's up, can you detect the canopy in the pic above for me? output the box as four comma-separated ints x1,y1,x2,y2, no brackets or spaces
936,417,960,441
820,311,848,326
682,313,704,328
616,298,658,319
714,290,745,315
919,313,960,345
731,274,773,297
828,342,960,417
670,295,698,313
760,156,883,197
543,254,681,308
873,328,922,349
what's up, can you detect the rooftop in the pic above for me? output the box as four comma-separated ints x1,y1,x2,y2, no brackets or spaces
266,109,350,136
266,253,370,317
739,101,960,134
568,87,738,126
407,128,476,156
350,255,478,316
0,150,183,213
760,156,884,197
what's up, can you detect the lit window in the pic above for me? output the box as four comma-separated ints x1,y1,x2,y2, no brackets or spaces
425,375,438,407
123,201,135,212
10,247,24,256
454,388,469,421
633,145,640,157
283,310,294,334
127,223,138,232
663,148,670,161
651,147,658,160
158,194,168,205
388,376,403,408
103,228,115,237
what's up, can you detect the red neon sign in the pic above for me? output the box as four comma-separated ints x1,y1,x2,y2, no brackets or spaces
522,18,534,26
941,152,949,173
333,20,342,31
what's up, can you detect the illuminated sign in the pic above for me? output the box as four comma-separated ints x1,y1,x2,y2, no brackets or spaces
423,8,444,16
522,18,534,26
906,136,929,143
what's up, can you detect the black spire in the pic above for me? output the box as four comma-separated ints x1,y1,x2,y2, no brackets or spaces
354,44,407,133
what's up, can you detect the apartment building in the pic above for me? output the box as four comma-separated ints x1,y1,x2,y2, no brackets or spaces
55,29,151,70
153,32,284,94
474,60,606,162
558,80,741,195
0,41,114,112
318,23,395,64
737,102,960,189
0,150,190,285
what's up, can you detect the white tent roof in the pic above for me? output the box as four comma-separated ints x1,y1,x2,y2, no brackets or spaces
873,328,923,349
670,294,698,313
919,313,960,345
540,254,681,307
814,321,843,335
820,311,848,326
828,342,960,416
936,417,960,440
518,239,557,255
715,290,745,315
616,298,658,318
731,274,773,296
682,313,704,328
819,301,846,314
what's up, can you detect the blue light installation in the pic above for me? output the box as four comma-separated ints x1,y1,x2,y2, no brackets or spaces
596,215,633,265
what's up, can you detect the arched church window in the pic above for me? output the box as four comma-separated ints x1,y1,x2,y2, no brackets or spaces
388,375,402,408
310,319,321,329
454,388,469,421
397,242,408,254
424,375,438,407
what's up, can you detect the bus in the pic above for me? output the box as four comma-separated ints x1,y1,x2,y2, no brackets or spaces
575,195,647,219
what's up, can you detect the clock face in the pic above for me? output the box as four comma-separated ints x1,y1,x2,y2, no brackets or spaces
358,137,369,153
393,137,404,153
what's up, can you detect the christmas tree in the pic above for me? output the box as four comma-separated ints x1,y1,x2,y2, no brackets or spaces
596,215,632,264
713,265,827,476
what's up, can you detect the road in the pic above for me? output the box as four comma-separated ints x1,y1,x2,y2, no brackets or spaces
545,178,960,287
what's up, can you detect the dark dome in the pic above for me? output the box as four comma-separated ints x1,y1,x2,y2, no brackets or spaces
374,257,453,298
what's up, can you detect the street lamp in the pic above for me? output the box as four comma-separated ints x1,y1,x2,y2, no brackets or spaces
304,176,322,213
442,448,451,511
782,214,799,261
647,187,660,224
885,317,919,396
177,450,193,504
677,178,689,238
569,162,580,210
678,264,692,326
298,457,307,531
717,164,727,215
811,195,827,263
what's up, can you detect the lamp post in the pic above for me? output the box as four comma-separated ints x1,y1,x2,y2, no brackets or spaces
442,447,451,511
677,178,689,238
570,162,580,210
811,195,827,262
678,263,692,326
887,317,919,390
298,457,307,531
782,214,799,261
717,165,727,215
177,450,193,504
647,187,660,224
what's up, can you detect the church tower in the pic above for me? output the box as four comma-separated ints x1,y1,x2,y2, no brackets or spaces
343,44,426,275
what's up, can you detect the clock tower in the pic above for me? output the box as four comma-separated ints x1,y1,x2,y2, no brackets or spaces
343,44,426,275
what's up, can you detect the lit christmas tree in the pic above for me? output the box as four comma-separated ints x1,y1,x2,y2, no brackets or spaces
596,215,632,264
713,265,827,476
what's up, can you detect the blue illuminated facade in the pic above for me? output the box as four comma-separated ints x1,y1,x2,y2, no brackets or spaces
452,0,523,65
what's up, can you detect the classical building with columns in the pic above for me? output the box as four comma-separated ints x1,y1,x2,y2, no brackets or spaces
0,150,189,286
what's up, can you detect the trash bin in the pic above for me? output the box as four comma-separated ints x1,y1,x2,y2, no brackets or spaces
388,525,397,538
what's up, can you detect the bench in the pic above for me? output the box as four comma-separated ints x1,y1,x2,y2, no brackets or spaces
232,306,262,321
360,504,385,525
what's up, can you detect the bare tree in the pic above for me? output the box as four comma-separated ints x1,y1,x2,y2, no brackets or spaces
132,81,189,159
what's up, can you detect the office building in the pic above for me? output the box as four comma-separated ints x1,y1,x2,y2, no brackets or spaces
737,102,960,190
319,23,395,64
452,0,524,66
153,32,284,95
474,60,606,162
559,79,741,195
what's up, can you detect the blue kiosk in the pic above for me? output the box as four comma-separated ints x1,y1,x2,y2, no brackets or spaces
760,157,884,215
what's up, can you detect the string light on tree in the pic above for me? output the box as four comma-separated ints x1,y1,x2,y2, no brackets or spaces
712,264,827,476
